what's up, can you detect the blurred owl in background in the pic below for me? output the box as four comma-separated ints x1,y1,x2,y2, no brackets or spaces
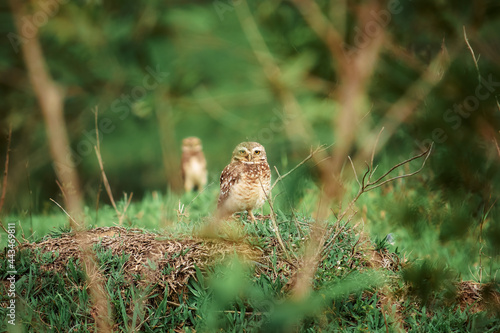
181,137,207,192
217,142,271,223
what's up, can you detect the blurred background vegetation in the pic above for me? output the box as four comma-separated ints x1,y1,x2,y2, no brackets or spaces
1,0,500,283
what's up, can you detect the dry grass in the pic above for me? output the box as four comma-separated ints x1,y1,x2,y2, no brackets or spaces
22,227,295,296
7,225,498,332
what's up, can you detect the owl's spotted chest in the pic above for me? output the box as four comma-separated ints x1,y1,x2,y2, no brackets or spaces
221,162,271,213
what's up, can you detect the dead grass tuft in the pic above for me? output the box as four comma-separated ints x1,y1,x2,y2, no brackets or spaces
21,227,295,297
456,280,500,313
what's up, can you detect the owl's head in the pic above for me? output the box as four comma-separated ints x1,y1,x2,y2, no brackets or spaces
231,142,267,164
182,137,203,152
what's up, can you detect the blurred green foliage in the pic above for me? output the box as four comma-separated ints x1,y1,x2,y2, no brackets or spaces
2,0,498,210
1,0,500,329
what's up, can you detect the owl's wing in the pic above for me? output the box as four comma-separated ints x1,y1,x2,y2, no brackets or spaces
217,163,241,208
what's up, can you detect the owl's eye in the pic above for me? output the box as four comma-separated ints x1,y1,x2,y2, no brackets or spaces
239,149,246,155
254,150,261,155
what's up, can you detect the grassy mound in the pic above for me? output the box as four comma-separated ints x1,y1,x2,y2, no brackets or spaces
1,218,499,332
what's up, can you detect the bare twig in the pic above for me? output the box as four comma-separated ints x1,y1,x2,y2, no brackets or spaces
322,144,433,257
55,180,67,203
463,26,481,82
364,143,433,192
0,125,12,213
94,107,133,226
117,192,134,226
271,145,329,190
348,144,432,220
186,181,215,209
94,107,118,213
50,198,80,228
0,219,21,245
348,156,361,188
262,177,293,261
266,145,331,261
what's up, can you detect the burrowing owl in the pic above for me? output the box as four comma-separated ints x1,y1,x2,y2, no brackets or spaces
217,142,271,223
181,137,207,192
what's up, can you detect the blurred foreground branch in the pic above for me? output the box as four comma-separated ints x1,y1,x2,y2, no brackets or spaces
8,0,84,225
8,2,113,331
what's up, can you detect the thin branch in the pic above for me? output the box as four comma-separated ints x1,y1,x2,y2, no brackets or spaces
348,156,361,188
50,198,80,228
322,143,433,257
365,143,433,191
0,219,21,245
186,181,215,210
55,180,67,203
94,107,133,227
463,26,481,82
0,125,12,213
117,192,134,226
262,177,293,261
361,163,370,190
271,145,329,190
94,107,118,214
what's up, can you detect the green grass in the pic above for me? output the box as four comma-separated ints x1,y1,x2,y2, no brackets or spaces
1,181,500,332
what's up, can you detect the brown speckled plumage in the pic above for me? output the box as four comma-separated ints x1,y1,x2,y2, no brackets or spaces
181,137,207,192
217,142,271,222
